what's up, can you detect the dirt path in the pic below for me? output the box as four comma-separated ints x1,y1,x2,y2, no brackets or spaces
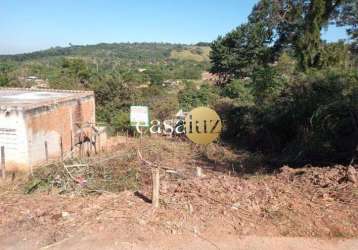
50,236,358,250
1,189,357,250
2,233,358,250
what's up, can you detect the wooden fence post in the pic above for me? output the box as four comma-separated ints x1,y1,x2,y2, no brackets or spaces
60,136,63,162
79,135,83,158
44,141,48,162
70,130,73,151
70,130,74,158
1,146,5,180
196,166,203,177
98,134,101,155
152,168,160,208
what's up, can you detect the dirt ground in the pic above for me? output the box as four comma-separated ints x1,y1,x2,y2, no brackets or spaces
0,136,357,249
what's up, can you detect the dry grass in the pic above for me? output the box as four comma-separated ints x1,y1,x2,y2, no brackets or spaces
23,145,140,195
21,136,196,195
1,136,357,241
170,47,210,62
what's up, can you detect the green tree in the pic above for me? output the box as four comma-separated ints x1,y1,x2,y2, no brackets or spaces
319,41,349,68
112,111,130,132
210,22,273,82
0,63,13,86
146,69,165,85
336,0,358,44
247,0,345,70
252,66,287,106
221,79,254,105
178,85,218,110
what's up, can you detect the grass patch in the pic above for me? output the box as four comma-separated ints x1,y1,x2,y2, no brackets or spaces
170,47,210,62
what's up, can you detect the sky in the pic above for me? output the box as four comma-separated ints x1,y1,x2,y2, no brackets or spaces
0,0,349,55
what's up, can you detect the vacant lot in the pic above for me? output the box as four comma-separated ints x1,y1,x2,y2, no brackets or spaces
0,137,357,249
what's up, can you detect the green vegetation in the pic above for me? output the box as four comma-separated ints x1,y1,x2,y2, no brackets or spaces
170,46,210,62
1,1,357,166
0,43,209,132
209,0,358,165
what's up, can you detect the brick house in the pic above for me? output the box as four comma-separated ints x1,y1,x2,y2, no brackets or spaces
0,88,104,172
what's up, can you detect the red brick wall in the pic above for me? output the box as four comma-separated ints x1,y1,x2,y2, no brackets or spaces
25,96,95,165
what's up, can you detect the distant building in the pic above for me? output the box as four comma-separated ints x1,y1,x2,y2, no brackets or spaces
175,109,187,120
0,88,104,172
26,76,39,81
163,80,179,86
18,76,50,89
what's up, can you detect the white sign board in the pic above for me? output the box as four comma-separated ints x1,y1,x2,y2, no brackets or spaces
130,106,149,127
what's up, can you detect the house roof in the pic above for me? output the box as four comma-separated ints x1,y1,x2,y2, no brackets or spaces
0,88,94,111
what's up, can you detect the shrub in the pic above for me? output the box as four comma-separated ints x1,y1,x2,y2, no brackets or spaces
112,111,130,132
221,79,254,105
150,95,179,121
251,66,287,106
222,68,358,165
259,69,358,163
178,84,219,111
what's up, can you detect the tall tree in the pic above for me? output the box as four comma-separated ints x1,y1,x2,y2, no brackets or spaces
210,22,273,82
250,0,344,69
295,0,343,69
210,0,346,80
336,0,358,49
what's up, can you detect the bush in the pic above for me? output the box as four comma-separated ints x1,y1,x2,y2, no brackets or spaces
112,111,130,132
0,75,9,86
178,84,219,111
251,66,287,106
263,69,358,162
222,68,358,165
150,95,179,121
221,79,254,105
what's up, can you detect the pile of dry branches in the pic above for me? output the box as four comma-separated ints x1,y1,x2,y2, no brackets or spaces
24,148,140,195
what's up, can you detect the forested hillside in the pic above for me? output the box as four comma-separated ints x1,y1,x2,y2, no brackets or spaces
0,42,211,133
0,43,210,86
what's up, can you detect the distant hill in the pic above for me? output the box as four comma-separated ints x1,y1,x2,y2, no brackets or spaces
0,42,211,63
0,42,211,90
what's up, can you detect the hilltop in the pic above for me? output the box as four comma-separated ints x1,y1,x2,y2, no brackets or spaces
0,42,211,63
0,42,211,90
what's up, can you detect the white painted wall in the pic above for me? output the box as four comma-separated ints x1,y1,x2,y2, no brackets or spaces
27,129,61,166
0,109,62,171
0,110,29,171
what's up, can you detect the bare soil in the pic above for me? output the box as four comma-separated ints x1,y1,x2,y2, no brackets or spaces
0,136,357,249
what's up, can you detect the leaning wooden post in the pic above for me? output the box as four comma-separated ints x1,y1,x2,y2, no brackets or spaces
44,141,48,162
152,168,160,208
196,166,203,177
60,136,64,162
140,133,142,147
1,146,5,180
98,134,101,155
70,130,73,151
79,135,83,158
